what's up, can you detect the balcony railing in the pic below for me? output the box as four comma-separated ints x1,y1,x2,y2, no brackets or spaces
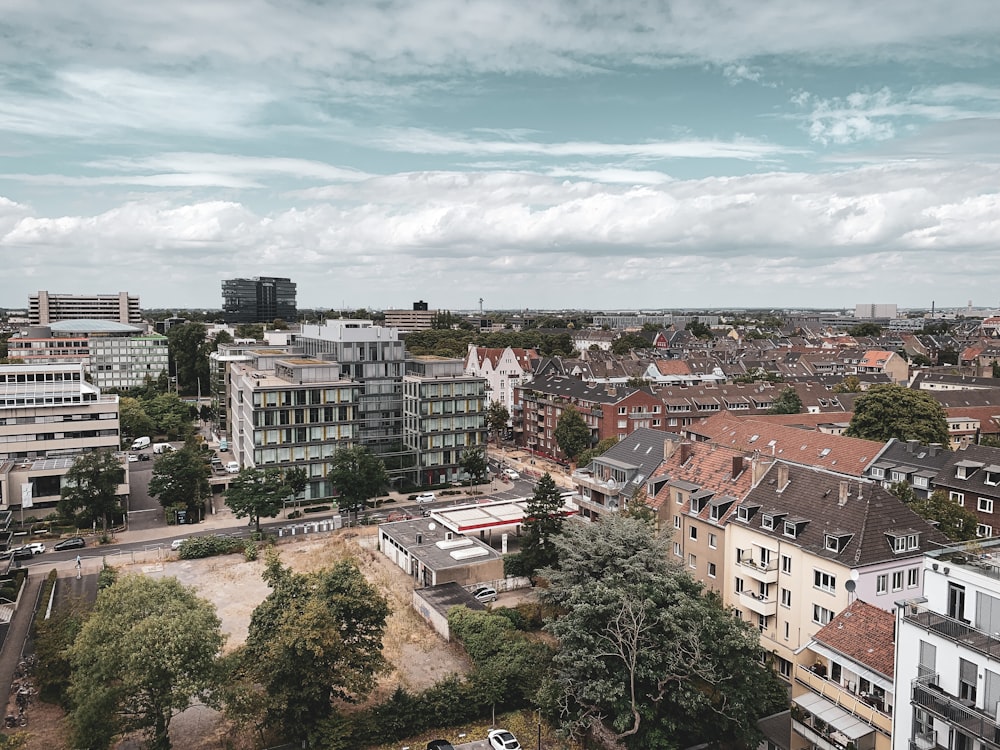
902,602,1000,660
736,555,779,583
739,589,777,616
911,674,1000,746
794,665,892,735
574,495,618,516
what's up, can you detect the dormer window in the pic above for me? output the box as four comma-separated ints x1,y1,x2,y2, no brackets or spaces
824,532,854,553
985,465,1000,486
762,512,785,531
888,532,920,553
870,467,885,479
783,517,808,539
737,505,758,522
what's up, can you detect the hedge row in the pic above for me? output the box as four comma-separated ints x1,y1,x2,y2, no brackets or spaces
177,536,247,559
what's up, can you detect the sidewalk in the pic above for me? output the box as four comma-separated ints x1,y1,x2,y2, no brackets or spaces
490,447,576,490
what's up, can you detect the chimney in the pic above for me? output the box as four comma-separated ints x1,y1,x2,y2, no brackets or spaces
906,440,918,454
929,443,942,456
751,455,773,488
679,442,693,464
732,455,744,480
664,438,679,461
838,481,850,506
777,464,789,491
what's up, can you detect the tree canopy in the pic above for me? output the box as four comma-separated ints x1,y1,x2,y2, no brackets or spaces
845,384,950,445
911,489,979,541
68,575,224,750
768,386,803,415
229,553,390,743
486,401,511,440
459,447,488,490
554,404,591,462
847,322,882,337
329,446,389,521
685,319,713,339
148,443,211,515
518,472,566,576
539,516,787,749
224,467,290,533
166,322,211,396
576,436,619,469
611,333,650,355
59,450,124,532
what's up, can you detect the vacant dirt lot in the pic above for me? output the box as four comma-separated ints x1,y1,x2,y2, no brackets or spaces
15,529,473,750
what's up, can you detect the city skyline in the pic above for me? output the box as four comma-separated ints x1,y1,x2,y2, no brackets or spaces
1,1,999,309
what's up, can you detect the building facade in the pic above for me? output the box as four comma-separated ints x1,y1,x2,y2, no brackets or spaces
384,302,437,332
403,356,487,487
464,345,537,415
29,291,141,325
0,363,126,513
222,277,297,324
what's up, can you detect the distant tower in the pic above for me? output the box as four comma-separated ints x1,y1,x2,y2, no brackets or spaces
479,298,484,316
932,300,935,317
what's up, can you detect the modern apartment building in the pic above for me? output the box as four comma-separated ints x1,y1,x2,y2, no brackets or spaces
403,356,487,486
384,301,437,332
0,363,127,512
28,291,141,326
221,277,297,324
228,355,362,503
210,342,303,437
7,321,169,391
893,539,1000,750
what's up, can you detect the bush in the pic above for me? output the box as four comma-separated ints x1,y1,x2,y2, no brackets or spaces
244,541,258,562
287,510,302,520
177,535,246,559
302,505,331,514
97,564,118,590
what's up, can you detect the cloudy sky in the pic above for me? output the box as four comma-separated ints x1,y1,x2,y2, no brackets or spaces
2,1,999,312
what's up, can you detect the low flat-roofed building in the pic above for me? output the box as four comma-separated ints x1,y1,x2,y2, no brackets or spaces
412,581,488,640
378,517,504,588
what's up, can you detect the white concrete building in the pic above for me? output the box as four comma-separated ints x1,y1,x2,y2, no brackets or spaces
464,345,537,414
29,291,141,325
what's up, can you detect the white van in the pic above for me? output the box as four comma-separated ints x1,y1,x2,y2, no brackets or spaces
131,436,151,450
152,443,174,454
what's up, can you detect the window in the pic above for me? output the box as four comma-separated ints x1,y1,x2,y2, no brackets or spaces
813,605,834,625
673,515,681,529
950,490,965,505
708,562,717,578
673,542,681,557
892,571,904,592
979,497,994,513
784,621,790,640
735,577,744,593
781,588,791,608
689,526,698,541
825,534,841,552
688,553,697,569
908,568,920,588
761,514,775,530
978,524,993,537
814,570,836,593
876,574,888,594
784,521,798,538
777,657,792,679
737,506,751,521
708,533,717,549
871,467,885,479
781,555,792,574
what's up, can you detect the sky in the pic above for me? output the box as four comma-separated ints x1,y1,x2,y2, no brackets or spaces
2,1,1000,312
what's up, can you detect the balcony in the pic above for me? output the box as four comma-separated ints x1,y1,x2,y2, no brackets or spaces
574,495,618,517
792,695,876,750
794,665,892,736
739,589,777,617
902,602,1000,660
909,732,943,750
572,470,624,496
911,674,1000,746
736,554,779,584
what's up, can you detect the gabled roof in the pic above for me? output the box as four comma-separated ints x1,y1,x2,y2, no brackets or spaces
685,412,883,477
655,359,693,376
813,600,895,679
932,443,1000,494
737,462,948,566
592,427,671,484
648,441,757,518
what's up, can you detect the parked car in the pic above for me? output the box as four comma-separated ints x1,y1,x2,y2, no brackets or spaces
27,542,46,555
415,492,436,504
53,537,86,551
473,586,497,603
502,469,520,481
427,741,456,750
488,729,522,750
139,453,151,461
127,453,139,463
226,461,240,474
170,538,188,551
3,547,32,561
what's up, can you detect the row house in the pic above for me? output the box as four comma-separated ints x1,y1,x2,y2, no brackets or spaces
931,444,1000,538
727,462,946,682
512,375,665,461
865,439,951,499
857,350,909,385
893,539,1000,750
793,600,896,750
463,345,537,415
570,427,674,521
646,440,766,597
684,412,884,478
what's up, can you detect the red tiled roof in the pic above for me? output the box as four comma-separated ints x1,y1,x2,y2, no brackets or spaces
655,359,693,376
813,599,895,678
684,412,883,477
648,441,757,515
860,350,893,367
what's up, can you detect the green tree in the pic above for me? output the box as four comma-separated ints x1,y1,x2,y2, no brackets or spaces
228,553,390,743
460,447,488,492
486,401,511,442
212,329,234,350
611,333,650,355
685,318,713,339
848,322,882,337
167,322,211,396
119,396,155,442
143,392,197,440
911,490,979,541
59,450,124,533
235,324,264,339
553,404,591,462
148,444,211,516
768,386,803,414
284,466,308,511
576,436,619,469
832,375,863,393
329,446,389,523
520,472,566,575
225,468,290,533
538,516,787,749
888,480,916,504
993,361,1000,379
846,384,950,445
68,575,224,750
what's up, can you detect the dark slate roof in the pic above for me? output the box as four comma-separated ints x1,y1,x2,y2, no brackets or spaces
737,462,949,567
932,444,1000,496
594,427,672,481
520,374,645,403
868,438,952,477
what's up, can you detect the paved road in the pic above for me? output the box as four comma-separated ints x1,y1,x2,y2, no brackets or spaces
126,460,162,531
